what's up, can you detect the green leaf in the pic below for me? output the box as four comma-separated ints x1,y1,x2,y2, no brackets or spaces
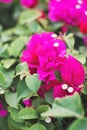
22,127,29,130
1,59,16,69
22,122,32,130
0,117,9,130
25,74,41,93
8,116,24,130
19,9,41,25
45,90,54,104
17,80,32,101
64,33,75,49
5,90,19,109
81,82,87,95
18,107,38,119
0,44,9,58
49,22,64,31
9,36,28,57
29,123,46,130
28,21,43,33
72,54,86,65
14,25,32,36
32,98,40,107
32,97,45,107
1,33,12,43
0,67,14,88
8,107,24,123
0,44,8,54
36,105,49,114
16,62,28,76
41,121,54,130
0,71,5,86
41,93,84,118
68,118,87,130
79,46,87,57
1,29,13,42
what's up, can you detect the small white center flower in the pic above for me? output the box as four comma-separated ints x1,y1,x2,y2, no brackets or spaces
67,87,74,93
77,0,83,4
51,33,57,38
53,42,59,47
85,10,87,16
75,4,81,9
62,84,68,90
45,117,51,123
0,88,5,94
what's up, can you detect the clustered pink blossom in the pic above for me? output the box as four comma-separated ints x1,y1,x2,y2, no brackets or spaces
23,99,32,107
20,0,38,8
48,0,87,34
21,32,85,98
0,101,7,117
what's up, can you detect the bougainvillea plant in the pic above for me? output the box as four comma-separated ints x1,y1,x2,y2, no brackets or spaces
48,0,87,34
0,0,87,130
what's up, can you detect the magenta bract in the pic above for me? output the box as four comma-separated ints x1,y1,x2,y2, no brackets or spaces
0,101,7,117
48,0,87,34
21,32,85,98
20,0,38,8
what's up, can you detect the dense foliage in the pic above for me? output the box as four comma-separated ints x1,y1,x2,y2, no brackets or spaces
0,0,87,130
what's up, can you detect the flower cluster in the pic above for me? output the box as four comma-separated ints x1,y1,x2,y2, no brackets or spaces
48,0,87,34
21,32,85,98
23,99,32,107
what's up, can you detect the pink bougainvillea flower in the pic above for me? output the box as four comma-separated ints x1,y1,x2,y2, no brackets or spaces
20,0,38,8
21,32,85,98
38,80,60,98
0,101,7,117
37,10,46,19
60,55,85,86
48,0,87,33
53,83,82,98
21,32,67,82
23,99,32,107
0,0,12,3
53,55,85,98
79,20,87,34
61,24,68,34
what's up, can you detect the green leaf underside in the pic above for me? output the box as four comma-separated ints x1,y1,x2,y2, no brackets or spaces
29,123,46,130
25,74,41,93
68,118,87,130
18,108,38,119
41,93,84,118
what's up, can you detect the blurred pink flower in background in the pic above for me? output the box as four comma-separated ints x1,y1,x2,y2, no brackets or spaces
23,99,32,107
61,25,68,34
37,10,46,19
79,20,87,34
48,0,87,34
0,101,7,117
20,0,38,8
